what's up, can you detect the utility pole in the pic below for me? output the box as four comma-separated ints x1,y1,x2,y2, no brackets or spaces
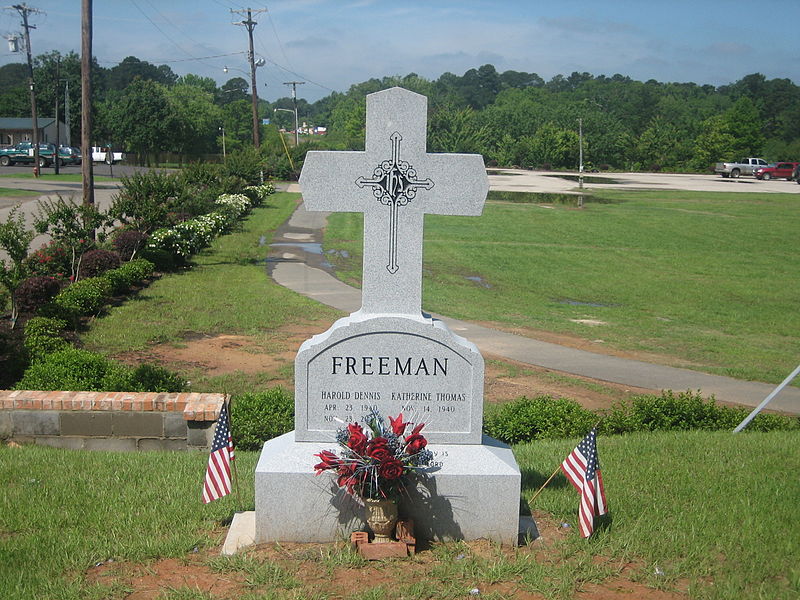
283,81,304,146
231,8,266,148
81,0,94,209
6,3,43,177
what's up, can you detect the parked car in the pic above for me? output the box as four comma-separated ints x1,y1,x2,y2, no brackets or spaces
91,146,124,165
0,142,58,167
754,162,800,180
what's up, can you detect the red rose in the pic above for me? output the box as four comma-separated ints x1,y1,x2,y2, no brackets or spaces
347,423,368,455
405,434,427,454
389,413,408,436
367,437,392,462
378,457,404,480
313,450,340,473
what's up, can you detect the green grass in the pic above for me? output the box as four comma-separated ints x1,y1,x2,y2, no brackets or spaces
81,192,339,358
1,431,797,599
0,173,115,181
0,187,40,197
324,189,800,384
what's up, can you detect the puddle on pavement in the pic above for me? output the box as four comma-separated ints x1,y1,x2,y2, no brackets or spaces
271,242,324,254
544,174,622,184
465,275,491,288
326,249,350,259
487,190,610,205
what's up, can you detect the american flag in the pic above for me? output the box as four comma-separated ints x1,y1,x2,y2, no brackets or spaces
202,401,235,504
560,428,607,538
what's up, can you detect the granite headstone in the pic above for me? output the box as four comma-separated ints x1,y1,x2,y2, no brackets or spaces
255,87,523,544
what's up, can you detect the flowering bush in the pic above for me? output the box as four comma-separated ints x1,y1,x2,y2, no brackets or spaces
314,411,433,501
215,193,251,218
25,240,74,279
244,183,275,206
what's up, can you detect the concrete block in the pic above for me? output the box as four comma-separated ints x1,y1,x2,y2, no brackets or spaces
13,410,60,435
113,412,163,437
83,437,137,452
187,421,213,448
222,511,256,555
164,413,187,438
61,412,112,436
0,411,11,438
138,438,187,452
255,431,521,545
35,436,85,450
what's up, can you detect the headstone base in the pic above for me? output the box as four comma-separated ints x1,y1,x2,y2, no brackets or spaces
254,431,522,545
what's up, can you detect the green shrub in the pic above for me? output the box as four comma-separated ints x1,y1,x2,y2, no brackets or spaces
602,390,799,435
127,363,185,392
102,258,155,294
15,347,120,391
110,171,182,233
230,388,294,450
483,395,597,443
50,276,112,318
14,347,184,392
220,148,264,185
23,316,68,362
139,246,177,271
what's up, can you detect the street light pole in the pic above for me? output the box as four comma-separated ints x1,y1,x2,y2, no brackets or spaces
219,126,226,160
283,81,304,146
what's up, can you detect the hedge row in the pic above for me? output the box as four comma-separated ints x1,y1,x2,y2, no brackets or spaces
226,388,799,451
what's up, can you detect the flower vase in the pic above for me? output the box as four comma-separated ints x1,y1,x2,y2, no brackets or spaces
364,498,398,543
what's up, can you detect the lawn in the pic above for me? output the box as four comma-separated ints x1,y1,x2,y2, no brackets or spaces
80,191,339,395
1,430,797,599
0,187,40,197
324,189,800,385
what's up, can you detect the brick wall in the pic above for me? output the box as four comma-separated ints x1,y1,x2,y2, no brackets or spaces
0,391,226,451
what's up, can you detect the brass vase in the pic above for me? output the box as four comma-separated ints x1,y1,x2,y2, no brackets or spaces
364,498,398,543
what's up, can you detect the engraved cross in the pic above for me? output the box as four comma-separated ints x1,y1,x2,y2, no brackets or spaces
299,87,488,317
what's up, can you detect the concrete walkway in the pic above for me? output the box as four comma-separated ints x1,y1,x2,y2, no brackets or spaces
270,184,799,414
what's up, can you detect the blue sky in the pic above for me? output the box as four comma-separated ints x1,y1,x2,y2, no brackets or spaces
1,0,798,103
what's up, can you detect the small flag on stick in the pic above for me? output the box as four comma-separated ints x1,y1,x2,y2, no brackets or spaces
560,428,607,538
202,401,235,504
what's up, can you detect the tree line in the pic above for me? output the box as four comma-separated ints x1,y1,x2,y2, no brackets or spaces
1,54,798,172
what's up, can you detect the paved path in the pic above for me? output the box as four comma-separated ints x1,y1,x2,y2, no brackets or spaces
269,182,799,414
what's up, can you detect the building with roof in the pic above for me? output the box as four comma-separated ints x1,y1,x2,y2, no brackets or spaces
0,118,69,146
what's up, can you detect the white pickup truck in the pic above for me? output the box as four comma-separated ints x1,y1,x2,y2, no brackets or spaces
91,146,124,165
714,157,768,178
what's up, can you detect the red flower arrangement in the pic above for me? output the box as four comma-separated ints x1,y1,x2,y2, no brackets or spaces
313,411,433,501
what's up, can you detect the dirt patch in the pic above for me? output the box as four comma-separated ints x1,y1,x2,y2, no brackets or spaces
118,322,655,410
85,517,688,600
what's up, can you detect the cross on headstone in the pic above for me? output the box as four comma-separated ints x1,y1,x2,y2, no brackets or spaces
299,87,488,316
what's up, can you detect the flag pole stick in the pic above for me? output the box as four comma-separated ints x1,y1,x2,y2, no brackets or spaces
226,395,243,512
529,463,562,505
529,421,603,506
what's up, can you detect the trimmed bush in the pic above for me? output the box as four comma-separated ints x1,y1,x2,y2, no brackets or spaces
78,249,121,279
14,346,184,392
14,276,61,314
483,395,597,443
482,390,800,444
14,347,124,391
23,316,68,362
230,388,294,450
112,230,149,261
139,247,177,271
102,258,155,294
42,276,112,321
